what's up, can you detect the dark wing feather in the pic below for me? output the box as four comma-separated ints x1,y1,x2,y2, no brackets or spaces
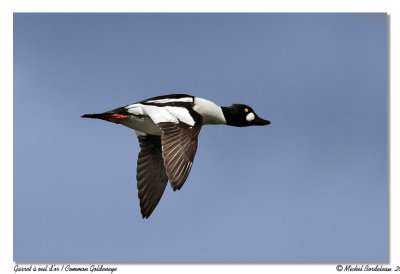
136,135,169,219
158,111,203,191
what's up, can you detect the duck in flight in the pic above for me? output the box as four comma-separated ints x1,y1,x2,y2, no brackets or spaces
82,94,270,218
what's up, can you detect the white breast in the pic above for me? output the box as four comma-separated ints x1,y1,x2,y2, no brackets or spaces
193,97,226,125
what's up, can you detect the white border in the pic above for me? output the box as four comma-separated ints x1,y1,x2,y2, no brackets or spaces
2,1,397,274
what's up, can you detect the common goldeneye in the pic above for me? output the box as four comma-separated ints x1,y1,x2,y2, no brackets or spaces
82,94,270,218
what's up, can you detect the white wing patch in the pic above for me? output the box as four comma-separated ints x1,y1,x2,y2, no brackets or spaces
144,105,178,124
126,104,145,115
165,107,195,126
143,105,195,126
146,97,193,104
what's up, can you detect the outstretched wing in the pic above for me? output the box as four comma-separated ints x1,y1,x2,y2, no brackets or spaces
136,134,169,219
158,110,202,191
142,103,203,191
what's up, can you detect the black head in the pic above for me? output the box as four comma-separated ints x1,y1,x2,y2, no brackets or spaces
221,104,270,127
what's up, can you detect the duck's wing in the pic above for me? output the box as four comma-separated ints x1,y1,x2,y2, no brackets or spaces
158,115,202,191
136,133,169,219
143,105,203,191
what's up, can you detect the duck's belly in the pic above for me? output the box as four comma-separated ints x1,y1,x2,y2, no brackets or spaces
122,115,162,136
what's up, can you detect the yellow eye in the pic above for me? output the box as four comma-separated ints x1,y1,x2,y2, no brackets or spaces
244,108,249,113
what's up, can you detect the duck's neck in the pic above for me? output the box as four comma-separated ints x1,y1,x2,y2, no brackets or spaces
193,97,227,125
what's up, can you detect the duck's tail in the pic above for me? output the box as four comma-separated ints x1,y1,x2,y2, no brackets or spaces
81,113,103,119
81,112,128,122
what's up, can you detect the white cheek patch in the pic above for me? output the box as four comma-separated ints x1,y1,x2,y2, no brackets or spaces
246,112,255,122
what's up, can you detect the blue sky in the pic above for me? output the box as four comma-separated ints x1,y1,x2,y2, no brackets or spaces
13,13,387,262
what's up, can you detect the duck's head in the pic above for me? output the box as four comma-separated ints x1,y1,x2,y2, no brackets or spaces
221,104,270,127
